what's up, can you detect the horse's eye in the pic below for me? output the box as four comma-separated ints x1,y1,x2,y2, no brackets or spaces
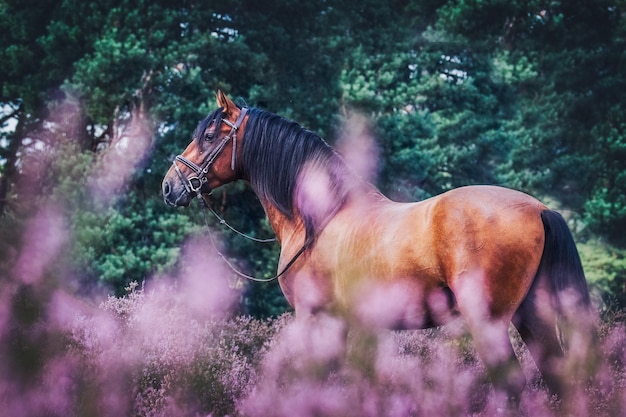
204,132,214,141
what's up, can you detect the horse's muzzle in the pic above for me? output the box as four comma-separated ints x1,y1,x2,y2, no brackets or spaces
162,178,193,207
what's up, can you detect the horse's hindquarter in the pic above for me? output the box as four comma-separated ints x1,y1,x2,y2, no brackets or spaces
314,185,547,328
429,186,547,320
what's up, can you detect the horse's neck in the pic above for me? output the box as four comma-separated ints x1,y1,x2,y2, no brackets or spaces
261,177,383,244
261,201,309,271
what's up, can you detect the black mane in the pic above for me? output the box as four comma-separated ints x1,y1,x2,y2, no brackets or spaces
240,108,349,240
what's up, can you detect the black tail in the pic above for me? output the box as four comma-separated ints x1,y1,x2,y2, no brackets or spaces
514,210,597,399
538,209,591,309
536,210,601,398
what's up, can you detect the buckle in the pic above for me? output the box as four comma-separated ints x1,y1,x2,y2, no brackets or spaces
188,176,207,192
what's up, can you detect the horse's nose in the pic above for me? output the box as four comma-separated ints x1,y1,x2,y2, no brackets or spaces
162,179,176,206
162,179,171,197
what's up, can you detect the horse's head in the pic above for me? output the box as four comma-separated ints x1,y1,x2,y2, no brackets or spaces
162,90,248,207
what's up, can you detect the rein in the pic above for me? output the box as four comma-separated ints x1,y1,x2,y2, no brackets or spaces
203,196,276,243
197,195,312,283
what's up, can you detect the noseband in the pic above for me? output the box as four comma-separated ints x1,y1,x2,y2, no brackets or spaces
172,107,249,196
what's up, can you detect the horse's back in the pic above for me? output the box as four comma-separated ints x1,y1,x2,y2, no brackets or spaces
429,184,546,212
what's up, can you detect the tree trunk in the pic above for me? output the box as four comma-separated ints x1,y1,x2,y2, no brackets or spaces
0,108,24,216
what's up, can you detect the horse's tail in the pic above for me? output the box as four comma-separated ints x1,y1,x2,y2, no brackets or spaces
538,209,591,313
538,209,601,363
516,209,598,399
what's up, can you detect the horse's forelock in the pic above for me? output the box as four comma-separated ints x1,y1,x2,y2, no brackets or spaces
193,107,224,145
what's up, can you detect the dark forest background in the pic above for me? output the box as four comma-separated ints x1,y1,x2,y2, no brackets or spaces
1,0,626,317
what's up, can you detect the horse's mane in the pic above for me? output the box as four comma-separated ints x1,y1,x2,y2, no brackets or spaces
241,107,349,240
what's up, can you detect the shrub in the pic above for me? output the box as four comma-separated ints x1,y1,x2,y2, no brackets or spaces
5,275,626,417
70,283,289,417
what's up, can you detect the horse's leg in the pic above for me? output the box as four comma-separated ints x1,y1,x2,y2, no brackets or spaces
286,269,350,371
471,320,526,408
513,290,566,400
453,274,526,409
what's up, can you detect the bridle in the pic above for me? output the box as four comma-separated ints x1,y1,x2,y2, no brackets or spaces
170,106,306,283
172,107,249,196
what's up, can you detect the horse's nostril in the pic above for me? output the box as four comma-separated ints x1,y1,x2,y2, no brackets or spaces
163,181,171,196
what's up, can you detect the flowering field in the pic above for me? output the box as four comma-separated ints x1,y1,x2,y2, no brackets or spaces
0,138,623,417
0,107,624,417
3,249,626,417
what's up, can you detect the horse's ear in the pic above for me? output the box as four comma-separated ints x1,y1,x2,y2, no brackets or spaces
216,89,237,115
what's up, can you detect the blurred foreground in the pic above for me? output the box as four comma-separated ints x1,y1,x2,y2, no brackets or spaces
1,270,625,417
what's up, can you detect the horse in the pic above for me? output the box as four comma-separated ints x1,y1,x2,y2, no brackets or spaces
162,90,596,407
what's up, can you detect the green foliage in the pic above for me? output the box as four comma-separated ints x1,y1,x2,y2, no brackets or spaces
71,201,196,292
579,241,626,311
584,109,626,245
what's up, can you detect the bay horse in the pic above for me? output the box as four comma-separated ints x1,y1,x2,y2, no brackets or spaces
162,90,595,406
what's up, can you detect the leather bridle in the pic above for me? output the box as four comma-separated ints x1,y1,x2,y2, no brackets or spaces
172,107,248,196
